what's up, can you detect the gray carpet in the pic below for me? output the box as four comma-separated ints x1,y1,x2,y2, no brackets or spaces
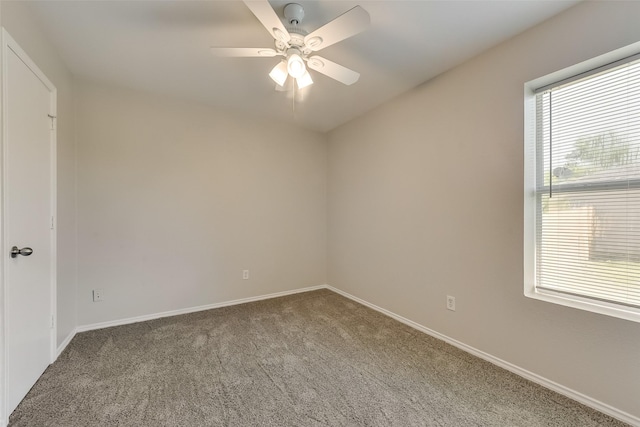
9,289,627,426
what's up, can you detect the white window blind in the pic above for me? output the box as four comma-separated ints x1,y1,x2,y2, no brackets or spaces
534,57,640,309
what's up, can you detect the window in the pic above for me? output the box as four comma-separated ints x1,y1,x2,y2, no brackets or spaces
524,45,640,323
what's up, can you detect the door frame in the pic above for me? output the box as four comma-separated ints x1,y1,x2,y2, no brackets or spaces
0,28,57,424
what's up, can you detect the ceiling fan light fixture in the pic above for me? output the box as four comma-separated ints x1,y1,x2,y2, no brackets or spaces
287,53,306,79
269,61,288,86
296,70,313,89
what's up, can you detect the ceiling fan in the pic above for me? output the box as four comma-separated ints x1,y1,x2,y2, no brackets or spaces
211,1,370,90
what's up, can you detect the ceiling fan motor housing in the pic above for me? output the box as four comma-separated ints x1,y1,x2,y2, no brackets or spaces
276,32,310,56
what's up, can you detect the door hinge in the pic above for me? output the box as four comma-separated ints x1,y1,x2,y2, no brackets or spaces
48,114,56,130
50,216,55,230
51,315,55,328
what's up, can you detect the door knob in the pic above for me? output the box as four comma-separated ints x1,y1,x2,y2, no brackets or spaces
10,246,33,258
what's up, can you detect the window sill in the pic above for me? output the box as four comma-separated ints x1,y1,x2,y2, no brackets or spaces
525,288,640,324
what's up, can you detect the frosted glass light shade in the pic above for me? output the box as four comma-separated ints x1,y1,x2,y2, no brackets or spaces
269,61,288,86
296,70,313,89
287,54,306,78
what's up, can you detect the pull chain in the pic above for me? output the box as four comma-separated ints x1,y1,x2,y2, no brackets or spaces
292,79,296,117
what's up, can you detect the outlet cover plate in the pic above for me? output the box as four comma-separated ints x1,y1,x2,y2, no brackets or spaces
93,289,104,302
446,295,456,311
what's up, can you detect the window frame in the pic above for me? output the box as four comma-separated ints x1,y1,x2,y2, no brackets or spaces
524,41,640,323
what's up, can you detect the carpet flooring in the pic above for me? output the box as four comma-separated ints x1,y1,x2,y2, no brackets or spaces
9,289,627,426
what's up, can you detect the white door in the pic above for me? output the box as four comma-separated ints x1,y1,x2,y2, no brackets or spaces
3,30,57,417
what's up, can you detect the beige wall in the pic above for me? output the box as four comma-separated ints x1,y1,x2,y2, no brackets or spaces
2,1,77,348
327,1,640,419
75,80,327,325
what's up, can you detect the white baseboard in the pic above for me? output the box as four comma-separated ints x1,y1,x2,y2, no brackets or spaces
76,285,326,333
56,328,77,358
325,285,640,427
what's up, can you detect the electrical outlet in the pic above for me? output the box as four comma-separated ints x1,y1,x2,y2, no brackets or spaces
93,289,104,302
243,270,249,280
446,295,456,311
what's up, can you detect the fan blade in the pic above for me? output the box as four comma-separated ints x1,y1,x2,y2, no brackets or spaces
210,47,278,57
243,0,291,44
307,56,360,85
304,6,370,52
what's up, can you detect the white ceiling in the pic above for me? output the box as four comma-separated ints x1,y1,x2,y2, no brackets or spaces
28,0,580,132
